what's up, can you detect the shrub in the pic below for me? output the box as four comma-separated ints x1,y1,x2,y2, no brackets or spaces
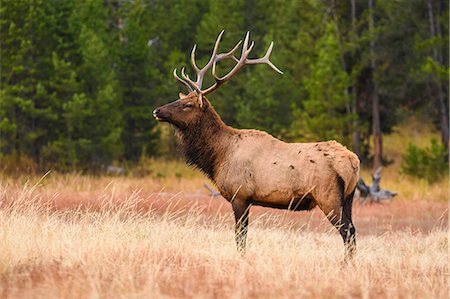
0,154,38,175
401,139,448,183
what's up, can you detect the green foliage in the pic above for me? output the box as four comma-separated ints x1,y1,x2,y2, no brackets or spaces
291,22,353,143
401,139,448,183
0,0,448,172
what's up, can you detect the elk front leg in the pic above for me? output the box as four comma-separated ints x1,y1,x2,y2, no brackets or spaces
232,199,251,253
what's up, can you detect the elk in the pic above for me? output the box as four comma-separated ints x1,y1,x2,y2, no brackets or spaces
153,31,360,259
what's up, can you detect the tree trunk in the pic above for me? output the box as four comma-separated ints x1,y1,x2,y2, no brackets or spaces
369,0,382,170
350,0,361,158
118,18,125,44
331,0,353,148
427,0,449,150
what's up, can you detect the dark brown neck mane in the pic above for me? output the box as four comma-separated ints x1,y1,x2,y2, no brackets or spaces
176,100,234,180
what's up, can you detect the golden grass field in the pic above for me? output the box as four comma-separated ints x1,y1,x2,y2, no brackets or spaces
0,120,448,298
0,168,448,299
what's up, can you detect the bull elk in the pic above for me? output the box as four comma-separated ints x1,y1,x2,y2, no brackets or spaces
153,31,360,260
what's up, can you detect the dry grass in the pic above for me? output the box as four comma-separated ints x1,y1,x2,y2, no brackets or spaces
0,174,448,299
0,120,448,298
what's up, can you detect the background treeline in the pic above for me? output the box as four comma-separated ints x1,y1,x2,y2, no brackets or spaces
1,0,448,173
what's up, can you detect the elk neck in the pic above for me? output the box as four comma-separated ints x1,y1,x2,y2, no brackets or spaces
176,100,235,181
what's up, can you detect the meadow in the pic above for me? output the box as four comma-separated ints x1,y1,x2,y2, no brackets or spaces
0,166,447,299
1,0,448,297
0,121,448,299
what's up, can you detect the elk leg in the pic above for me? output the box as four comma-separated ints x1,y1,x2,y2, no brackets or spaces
318,194,356,261
232,199,251,253
342,189,356,258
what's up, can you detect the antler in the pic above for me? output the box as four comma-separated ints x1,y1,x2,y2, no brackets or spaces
173,69,193,92
173,30,283,95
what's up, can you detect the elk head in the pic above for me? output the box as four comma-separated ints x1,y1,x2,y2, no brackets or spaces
152,91,207,129
153,30,283,129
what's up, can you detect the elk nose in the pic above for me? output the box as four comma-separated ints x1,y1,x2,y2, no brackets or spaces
152,108,160,117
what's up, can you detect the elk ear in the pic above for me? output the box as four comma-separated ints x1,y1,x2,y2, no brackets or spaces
197,93,203,108
179,92,187,99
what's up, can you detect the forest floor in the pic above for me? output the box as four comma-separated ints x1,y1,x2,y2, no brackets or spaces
0,172,448,299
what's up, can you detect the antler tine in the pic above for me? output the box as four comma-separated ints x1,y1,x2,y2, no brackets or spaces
241,31,250,56
205,35,255,94
245,41,255,56
193,30,225,88
181,67,201,93
246,41,284,74
190,44,200,73
211,36,255,83
173,68,193,92
210,39,242,81
215,39,242,63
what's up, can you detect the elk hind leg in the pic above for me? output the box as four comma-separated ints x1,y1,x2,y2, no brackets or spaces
342,189,356,258
319,188,356,260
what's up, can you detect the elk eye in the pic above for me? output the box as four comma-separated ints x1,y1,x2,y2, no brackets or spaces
184,103,193,108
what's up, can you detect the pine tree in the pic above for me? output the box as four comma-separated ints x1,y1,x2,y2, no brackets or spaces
291,22,353,143
0,0,63,160
62,0,123,170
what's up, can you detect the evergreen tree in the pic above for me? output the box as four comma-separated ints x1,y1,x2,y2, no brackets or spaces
0,0,68,160
0,0,447,171
291,22,353,143
64,0,123,170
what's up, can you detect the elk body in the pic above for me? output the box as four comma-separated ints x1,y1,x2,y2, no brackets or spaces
153,31,360,259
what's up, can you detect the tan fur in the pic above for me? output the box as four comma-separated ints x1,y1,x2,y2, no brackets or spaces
215,130,360,208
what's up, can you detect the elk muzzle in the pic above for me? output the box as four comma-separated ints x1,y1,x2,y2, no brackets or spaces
152,107,163,121
153,105,172,122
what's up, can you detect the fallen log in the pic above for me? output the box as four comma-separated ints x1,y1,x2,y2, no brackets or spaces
203,183,221,197
356,167,397,204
